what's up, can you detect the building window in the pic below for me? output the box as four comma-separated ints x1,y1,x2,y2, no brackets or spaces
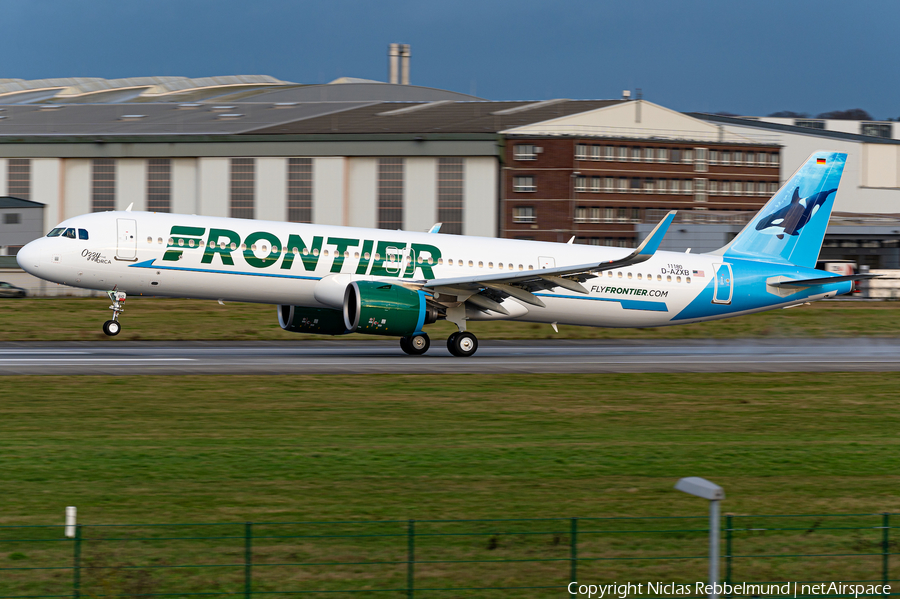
694,148,708,172
512,206,536,223
670,149,682,163
575,144,589,160
574,206,587,223
147,159,171,213
92,159,116,212
795,119,825,130
514,145,538,160
513,176,535,192
378,158,404,229
574,176,588,192
287,158,313,223
590,177,601,192
4,213,21,224
861,123,892,138
617,147,627,161
7,159,30,200
230,158,255,219
694,178,707,203
602,146,614,161
437,157,464,235
631,147,642,162
590,145,601,161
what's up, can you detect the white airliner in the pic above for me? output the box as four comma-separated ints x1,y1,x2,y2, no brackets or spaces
17,152,867,357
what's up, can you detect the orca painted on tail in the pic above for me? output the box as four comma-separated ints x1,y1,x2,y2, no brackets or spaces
755,186,838,239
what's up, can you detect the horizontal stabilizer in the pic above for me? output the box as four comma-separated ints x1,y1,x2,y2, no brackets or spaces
771,274,879,288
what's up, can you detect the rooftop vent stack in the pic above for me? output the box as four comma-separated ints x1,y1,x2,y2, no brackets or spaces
389,44,400,84
400,44,411,85
622,90,631,100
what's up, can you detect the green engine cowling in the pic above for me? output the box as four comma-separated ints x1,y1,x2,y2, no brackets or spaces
343,281,439,336
278,304,349,335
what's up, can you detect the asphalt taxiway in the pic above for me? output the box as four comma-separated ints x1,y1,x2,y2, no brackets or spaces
0,338,898,375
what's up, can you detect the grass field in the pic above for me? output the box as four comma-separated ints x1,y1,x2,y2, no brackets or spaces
1,297,899,341
2,373,899,594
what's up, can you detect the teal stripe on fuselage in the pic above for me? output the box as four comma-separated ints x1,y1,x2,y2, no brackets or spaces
533,293,668,312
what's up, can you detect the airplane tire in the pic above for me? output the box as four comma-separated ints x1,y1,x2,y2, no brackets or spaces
449,332,478,357
401,333,430,356
447,332,459,355
103,320,121,336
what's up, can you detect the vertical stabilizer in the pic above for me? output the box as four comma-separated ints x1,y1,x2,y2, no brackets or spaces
720,151,846,267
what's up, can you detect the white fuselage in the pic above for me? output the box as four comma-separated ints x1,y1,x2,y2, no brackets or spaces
16,210,831,329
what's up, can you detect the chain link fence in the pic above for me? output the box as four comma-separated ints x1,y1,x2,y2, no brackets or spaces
1,513,896,598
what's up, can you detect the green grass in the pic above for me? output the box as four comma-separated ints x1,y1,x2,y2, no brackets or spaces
2,374,899,595
1,297,899,340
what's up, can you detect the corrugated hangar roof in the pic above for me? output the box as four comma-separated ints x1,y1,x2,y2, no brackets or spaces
0,102,377,136
243,100,624,135
0,98,623,137
0,76,480,105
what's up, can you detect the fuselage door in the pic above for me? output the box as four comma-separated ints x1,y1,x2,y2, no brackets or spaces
539,256,556,269
116,218,138,261
712,263,733,305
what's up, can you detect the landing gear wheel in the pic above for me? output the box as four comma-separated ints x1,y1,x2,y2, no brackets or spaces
102,320,121,336
448,331,478,357
400,333,430,356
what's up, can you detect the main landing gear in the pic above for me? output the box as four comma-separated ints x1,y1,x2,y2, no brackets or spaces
400,332,430,356
102,289,127,337
447,331,478,357
398,331,479,357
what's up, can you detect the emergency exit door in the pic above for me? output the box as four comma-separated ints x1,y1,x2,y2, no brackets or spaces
116,218,137,261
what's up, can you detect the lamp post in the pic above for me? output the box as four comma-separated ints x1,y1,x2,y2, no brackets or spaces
675,477,725,599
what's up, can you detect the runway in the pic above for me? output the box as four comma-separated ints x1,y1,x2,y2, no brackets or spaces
0,338,898,375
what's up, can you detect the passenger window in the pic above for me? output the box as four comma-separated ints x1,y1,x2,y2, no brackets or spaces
627,272,632,279
686,277,692,284
637,273,642,280
78,229,89,240
667,275,672,282
47,228,64,237
64,228,76,239
676,276,681,283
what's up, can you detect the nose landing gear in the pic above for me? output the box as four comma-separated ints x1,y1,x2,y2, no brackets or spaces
102,289,126,336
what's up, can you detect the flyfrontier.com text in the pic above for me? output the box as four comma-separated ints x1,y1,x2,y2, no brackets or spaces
567,581,892,598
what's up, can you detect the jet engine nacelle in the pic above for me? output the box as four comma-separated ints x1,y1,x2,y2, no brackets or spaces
343,281,439,337
278,304,349,335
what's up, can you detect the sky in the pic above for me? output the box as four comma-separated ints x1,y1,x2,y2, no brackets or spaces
3,0,899,119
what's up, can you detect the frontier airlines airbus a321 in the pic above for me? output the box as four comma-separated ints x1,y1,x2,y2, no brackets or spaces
17,151,867,357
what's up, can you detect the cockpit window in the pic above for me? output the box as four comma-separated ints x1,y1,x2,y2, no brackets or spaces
78,229,89,240
64,228,76,239
47,228,64,237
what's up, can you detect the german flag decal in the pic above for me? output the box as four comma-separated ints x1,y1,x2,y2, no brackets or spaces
817,158,827,165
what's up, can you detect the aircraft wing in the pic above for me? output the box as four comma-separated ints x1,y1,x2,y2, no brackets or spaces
770,273,880,287
424,212,676,304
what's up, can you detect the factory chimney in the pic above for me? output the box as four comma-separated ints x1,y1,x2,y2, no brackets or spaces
400,44,410,85
389,43,411,85
388,43,400,84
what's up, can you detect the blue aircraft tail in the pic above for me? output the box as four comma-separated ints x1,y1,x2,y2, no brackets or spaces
718,151,846,268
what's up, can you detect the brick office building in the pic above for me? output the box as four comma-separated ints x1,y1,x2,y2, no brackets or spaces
501,101,782,246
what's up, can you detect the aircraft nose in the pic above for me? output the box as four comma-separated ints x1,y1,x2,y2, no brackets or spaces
16,239,41,273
